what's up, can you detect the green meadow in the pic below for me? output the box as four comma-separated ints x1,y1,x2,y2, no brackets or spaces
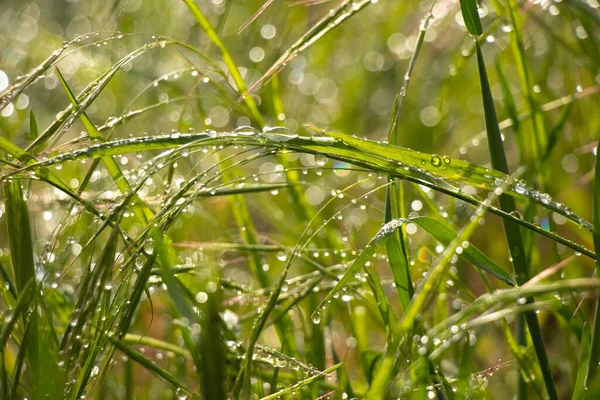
1,0,600,398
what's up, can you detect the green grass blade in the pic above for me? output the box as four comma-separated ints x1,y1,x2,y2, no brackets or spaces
587,126,600,391
313,218,407,320
474,40,558,400
3,180,36,312
459,0,483,36
3,180,41,393
0,37,73,112
456,336,471,400
54,67,133,197
198,265,227,399
28,111,38,142
0,261,17,300
412,216,514,286
384,187,412,310
181,0,263,126
573,323,590,399
259,363,342,400
0,280,35,350
108,335,198,397
246,0,372,94
505,0,547,165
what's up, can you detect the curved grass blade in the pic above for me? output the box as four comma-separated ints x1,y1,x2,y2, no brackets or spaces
259,363,342,400
11,131,596,260
108,335,198,397
0,36,74,111
313,218,407,319
28,39,178,153
18,127,592,233
412,216,514,286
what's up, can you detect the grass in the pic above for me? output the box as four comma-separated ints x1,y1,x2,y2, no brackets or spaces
1,0,600,398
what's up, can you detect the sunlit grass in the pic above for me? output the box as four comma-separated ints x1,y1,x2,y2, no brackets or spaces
1,0,600,398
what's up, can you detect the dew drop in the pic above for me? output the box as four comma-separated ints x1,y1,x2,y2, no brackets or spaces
311,311,321,324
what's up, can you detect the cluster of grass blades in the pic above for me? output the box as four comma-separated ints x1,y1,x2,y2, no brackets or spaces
1,0,600,398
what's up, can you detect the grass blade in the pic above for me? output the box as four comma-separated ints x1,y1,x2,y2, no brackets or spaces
573,323,590,399
459,0,483,36
181,0,263,126
474,39,558,400
587,126,600,391
2,180,41,393
412,216,514,286
28,110,38,142
259,363,342,400
313,218,407,319
108,335,198,396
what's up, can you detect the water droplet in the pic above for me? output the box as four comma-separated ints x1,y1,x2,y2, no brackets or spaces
315,154,327,166
311,311,321,324
430,155,442,167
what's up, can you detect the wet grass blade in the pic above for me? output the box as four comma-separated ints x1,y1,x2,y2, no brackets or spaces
0,280,36,350
245,0,372,95
504,0,547,165
0,261,17,300
384,184,412,310
181,0,263,126
28,111,38,142
587,126,600,391
456,336,471,400
198,265,227,399
313,218,408,319
108,335,198,397
55,67,134,197
459,0,483,36
2,180,41,393
259,363,342,400
11,131,596,258
412,216,514,286
474,39,558,400
573,323,590,399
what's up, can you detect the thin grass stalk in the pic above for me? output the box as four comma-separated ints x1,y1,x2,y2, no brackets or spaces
586,131,600,391
474,40,558,400
181,0,264,125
